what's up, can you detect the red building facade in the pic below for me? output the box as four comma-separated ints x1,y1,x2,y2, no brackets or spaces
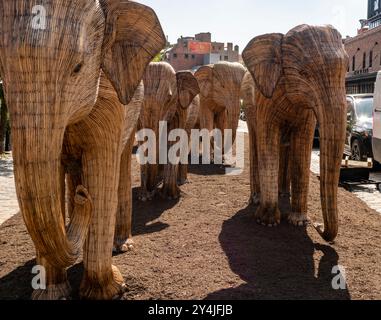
166,32,240,71
345,0,381,93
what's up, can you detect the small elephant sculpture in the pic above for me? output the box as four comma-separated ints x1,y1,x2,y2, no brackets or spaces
242,24,349,242
195,62,246,162
0,0,165,299
139,62,200,201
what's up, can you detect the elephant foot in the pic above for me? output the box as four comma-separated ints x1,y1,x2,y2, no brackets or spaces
113,238,134,253
255,204,281,227
287,212,310,227
32,281,71,300
139,189,156,202
160,184,181,200
178,178,190,186
250,192,261,205
80,265,126,300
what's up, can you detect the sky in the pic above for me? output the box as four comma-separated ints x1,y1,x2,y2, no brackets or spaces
141,0,367,50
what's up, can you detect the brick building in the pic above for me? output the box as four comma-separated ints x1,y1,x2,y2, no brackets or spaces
166,32,240,71
345,0,381,93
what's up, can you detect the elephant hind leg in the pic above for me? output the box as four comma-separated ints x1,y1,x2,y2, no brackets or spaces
178,163,189,185
214,111,228,165
139,163,159,202
161,112,182,200
161,163,181,200
114,137,135,253
199,104,214,161
278,135,292,216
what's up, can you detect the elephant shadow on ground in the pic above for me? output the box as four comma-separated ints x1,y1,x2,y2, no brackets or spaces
0,260,35,300
0,259,92,300
130,187,179,237
188,163,226,176
188,155,228,176
206,205,351,300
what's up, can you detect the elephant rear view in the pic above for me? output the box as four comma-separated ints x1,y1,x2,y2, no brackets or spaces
195,62,246,162
242,25,349,242
139,62,199,201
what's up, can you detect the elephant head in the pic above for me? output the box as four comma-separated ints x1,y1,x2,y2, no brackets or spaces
243,25,349,241
142,63,199,127
0,0,165,268
195,62,246,143
140,62,199,194
176,71,200,113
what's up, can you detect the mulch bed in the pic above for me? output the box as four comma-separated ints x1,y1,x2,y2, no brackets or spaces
0,138,380,300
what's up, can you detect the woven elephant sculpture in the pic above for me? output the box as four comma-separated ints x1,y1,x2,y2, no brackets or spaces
0,0,165,299
138,62,200,201
194,62,246,162
242,25,349,242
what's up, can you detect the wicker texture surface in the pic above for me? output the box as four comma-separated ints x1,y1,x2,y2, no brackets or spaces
195,62,246,159
242,25,349,242
139,62,199,201
0,0,165,299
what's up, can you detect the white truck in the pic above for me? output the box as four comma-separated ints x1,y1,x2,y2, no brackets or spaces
372,71,381,164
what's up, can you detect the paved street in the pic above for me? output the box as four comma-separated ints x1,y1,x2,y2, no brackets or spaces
0,155,18,225
311,151,381,215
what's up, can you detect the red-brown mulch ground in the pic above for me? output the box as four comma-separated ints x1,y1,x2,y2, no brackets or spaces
0,138,380,300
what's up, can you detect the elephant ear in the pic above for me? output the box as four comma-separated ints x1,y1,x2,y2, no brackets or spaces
242,33,283,99
176,71,200,109
100,0,166,105
194,65,214,98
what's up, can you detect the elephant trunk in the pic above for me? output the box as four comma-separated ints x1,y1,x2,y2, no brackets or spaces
11,113,92,269
314,94,347,242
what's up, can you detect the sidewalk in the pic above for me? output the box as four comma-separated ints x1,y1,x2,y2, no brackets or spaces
311,151,381,215
0,155,19,225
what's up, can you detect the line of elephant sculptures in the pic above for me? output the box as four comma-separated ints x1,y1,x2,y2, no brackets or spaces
0,0,349,300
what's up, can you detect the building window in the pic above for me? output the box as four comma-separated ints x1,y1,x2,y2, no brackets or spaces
370,50,373,68
224,56,229,61
192,54,195,59
363,52,366,69
352,56,356,71
173,53,177,59
185,54,189,59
